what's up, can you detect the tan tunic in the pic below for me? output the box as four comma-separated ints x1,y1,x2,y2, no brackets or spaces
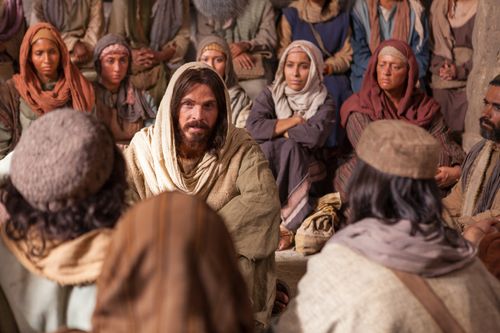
276,243,500,333
31,0,104,70
444,144,500,230
108,0,191,106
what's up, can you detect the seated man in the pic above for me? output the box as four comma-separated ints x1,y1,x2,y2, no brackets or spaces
124,63,280,330
443,74,500,230
275,120,500,333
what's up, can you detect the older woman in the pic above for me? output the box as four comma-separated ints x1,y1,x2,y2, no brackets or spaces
196,35,252,128
350,0,429,92
247,40,336,250
0,23,94,164
334,39,465,201
93,34,156,145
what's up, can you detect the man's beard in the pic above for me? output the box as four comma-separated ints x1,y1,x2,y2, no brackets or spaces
192,0,249,22
177,120,214,158
479,116,500,142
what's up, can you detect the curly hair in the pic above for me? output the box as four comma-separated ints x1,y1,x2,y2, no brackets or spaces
1,147,128,257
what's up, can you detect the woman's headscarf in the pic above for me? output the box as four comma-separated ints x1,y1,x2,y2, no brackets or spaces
89,192,254,332
272,40,328,120
0,0,24,41
93,34,156,123
11,23,94,115
125,62,252,199
340,39,440,127
196,35,238,89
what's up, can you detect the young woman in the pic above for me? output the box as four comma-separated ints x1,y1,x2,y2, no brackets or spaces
93,34,156,145
247,40,336,250
197,35,252,128
0,22,94,162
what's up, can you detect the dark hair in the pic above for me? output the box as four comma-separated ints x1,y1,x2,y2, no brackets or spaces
1,147,128,257
347,160,445,234
489,74,500,87
171,67,228,157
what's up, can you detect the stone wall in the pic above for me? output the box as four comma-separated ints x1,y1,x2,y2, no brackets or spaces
464,0,500,151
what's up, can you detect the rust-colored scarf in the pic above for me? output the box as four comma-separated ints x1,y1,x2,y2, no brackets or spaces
368,0,411,54
340,39,440,128
11,22,94,115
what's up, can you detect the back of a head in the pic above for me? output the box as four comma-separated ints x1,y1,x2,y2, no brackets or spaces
347,120,443,227
91,191,254,333
2,108,127,252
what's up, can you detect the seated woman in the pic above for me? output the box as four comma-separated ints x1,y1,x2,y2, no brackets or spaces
196,35,252,128
0,22,94,163
0,0,26,81
334,39,465,202
0,109,127,332
93,34,157,145
31,0,104,80
246,40,336,250
278,0,352,146
350,0,429,92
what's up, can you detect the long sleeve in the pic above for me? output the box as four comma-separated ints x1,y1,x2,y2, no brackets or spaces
325,29,353,74
411,13,430,81
80,0,104,52
287,95,336,149
246,1,277,52
246,88,279,142
217,142,280,327
277,15,292,58
427,115,465,167
350,11,372,92
163,0,190,64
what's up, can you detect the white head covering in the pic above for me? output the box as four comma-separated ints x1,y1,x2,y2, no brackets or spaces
125,62,251,199
272,40,328,120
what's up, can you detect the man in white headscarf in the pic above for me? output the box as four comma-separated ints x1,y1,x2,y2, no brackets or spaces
124,62,280,330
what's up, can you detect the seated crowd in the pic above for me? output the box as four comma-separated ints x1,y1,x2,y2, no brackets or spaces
0,0,499,332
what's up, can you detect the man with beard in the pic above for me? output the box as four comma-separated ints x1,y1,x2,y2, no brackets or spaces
443,74,500,230
124,63,281,331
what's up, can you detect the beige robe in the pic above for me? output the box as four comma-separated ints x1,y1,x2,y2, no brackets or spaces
31,0,104,74
124,63,280,328
108,0,190,106
443,143,500,230
276,243,500,333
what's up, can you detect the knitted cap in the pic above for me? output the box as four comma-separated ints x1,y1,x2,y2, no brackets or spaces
11,108,115,212
356,120,441,179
